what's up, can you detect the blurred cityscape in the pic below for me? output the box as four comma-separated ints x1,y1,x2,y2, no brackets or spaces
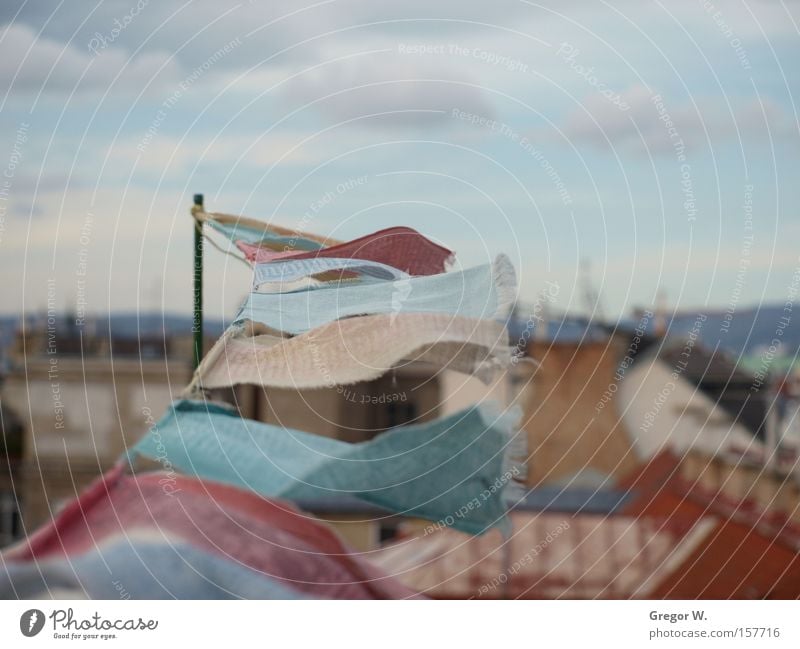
2,300,798,598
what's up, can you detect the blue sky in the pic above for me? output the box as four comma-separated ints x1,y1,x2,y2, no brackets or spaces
0,0,798,319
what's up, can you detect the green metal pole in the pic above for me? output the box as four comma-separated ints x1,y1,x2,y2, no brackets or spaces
192,193,204,370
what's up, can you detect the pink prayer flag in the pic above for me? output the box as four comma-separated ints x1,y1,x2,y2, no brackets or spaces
7,466,419,600
237,226,454,276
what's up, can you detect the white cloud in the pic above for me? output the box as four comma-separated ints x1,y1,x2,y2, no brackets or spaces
664,0,800,39
284,51,495,128
560,84,798,153
113,132,347,174
0,23,181,96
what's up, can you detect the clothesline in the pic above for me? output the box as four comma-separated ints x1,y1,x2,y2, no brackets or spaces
193,209,342,246
3,197,526,600
192,208,344,271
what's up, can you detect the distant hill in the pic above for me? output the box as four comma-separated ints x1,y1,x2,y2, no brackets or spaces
509,303,799,367
97,312,228,339
2,304,797,368
657,305,799,359
0,312,227,347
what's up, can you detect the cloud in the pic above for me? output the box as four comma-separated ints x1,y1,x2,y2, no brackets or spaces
284,52,494,128
560,84,798,154
666,0,800,39
0,23,181,96
1,5,501,121
113,132,342,174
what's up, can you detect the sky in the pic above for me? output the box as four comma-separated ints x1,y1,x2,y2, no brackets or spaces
0,0,798,320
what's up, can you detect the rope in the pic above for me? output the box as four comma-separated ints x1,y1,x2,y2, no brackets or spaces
192,209,252,269
193,208,341,245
